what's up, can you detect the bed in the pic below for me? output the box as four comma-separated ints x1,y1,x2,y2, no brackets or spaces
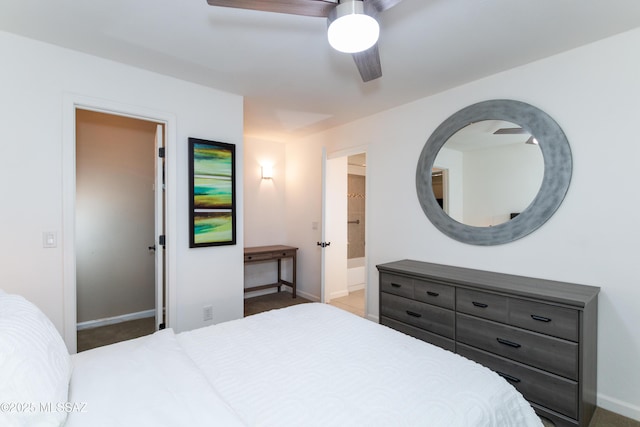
0,290,542,427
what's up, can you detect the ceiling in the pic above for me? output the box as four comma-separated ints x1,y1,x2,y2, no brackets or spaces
1,0,640,142
446,120,532,152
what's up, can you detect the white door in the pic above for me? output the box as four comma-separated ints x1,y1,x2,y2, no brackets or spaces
154,124,166,329
320,150,348,303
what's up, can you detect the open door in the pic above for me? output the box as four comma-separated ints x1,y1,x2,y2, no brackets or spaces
320,149,348,303
154,124,166,330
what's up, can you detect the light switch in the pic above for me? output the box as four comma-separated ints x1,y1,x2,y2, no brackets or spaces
43,232,57,248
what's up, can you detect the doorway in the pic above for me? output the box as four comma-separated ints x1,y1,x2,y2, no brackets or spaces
432,168,448,212
322,149,367,318
74,109,165,351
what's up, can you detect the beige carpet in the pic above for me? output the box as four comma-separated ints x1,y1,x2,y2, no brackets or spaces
77,316,156,352
244,291,311,317
541,407,640,427
588,408,640,426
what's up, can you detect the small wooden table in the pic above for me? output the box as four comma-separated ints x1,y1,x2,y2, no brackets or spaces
244,245,298,298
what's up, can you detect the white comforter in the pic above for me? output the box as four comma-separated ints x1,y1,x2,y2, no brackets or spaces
66,329,244,426
67,303,542,427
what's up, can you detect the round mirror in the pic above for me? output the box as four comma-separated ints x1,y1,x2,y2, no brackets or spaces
416,100,572,245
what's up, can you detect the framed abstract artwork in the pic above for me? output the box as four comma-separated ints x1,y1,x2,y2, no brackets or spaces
188,138,236,247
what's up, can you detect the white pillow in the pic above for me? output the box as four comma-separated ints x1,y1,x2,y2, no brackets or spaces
0,290,72,427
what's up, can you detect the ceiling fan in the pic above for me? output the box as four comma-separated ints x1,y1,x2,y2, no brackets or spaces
493,127,538,145
205,0,404,82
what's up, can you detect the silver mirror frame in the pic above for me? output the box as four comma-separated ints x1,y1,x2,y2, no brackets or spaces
416,99,572,246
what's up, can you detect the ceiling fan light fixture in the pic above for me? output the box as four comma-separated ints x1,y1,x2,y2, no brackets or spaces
328,0,380,54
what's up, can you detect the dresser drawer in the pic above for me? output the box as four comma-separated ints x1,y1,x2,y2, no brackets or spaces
414,279,455,309
458,344,578,419
457,288,508,323
531,404,579,427
380,273,414,298
509,299,580,342
381,316,455,352
456,314,578,380
380,293,454,339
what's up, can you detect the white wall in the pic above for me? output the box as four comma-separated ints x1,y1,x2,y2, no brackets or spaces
285,28,640,420
0,31,244,340
463,142,543,226
243,137,287,247
242,137,293,292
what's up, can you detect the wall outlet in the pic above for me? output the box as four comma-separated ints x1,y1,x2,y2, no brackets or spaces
203,305,213,322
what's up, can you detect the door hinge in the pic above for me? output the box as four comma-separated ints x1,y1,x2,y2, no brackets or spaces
317,241,331,248
159,323,166,330
159,235,166,246
158,147,165,158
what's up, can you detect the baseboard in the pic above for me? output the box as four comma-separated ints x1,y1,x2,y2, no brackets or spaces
247,285,321,303
598,393,640,421
294,288,320,302
76,309,155,331
280,285,320,302
347,283,365,293
243,288,278,299
366,313,379,323
329,289,349,300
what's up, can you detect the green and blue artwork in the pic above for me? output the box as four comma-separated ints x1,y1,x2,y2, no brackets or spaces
194,176,232,209
189,138,236,247
193,212,233,245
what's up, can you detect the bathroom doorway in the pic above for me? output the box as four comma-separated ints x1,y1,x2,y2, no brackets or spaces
328,153,366,317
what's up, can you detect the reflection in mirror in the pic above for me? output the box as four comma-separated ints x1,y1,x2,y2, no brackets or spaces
432,169,446,210
433,120,544,227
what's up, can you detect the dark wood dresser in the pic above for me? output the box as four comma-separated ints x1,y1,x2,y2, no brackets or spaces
377,259,599,427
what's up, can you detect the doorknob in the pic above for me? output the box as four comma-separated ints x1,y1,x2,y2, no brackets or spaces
148,245,156,252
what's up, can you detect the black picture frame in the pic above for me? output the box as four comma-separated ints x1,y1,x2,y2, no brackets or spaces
188,137,236,247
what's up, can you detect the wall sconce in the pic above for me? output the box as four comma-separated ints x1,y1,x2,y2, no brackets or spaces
261,165,273,180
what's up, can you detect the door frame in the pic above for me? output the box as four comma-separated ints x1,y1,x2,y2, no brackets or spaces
62,94,177,353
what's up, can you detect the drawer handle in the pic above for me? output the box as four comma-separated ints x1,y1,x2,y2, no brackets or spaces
497,372,521,384
427,291,439,297
531,314,552,323
496,337,521,348
247,256,252,260
472,301,488,308
406,310,422,318
391,283,402,288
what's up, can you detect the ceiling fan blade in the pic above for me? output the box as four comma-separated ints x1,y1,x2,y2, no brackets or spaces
352,44,382,82
206,0,338,18
493,127,527,134
366,0,404,13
